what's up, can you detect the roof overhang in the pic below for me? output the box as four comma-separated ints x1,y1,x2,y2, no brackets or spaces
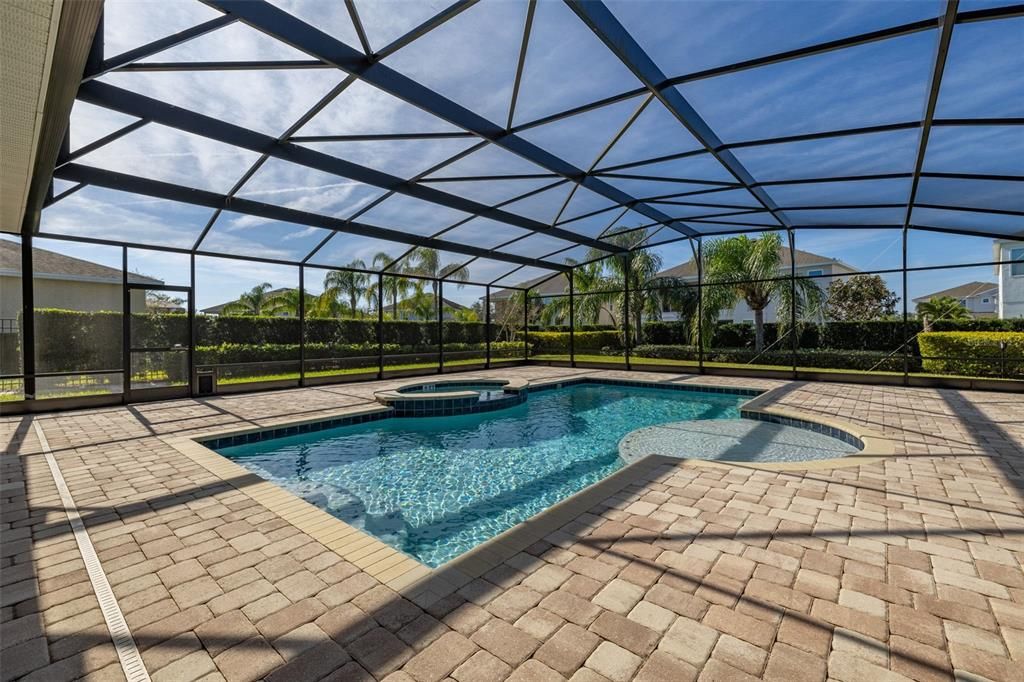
1,0,101,236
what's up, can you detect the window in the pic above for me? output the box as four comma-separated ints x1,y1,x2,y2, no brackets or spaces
1011,248,1024,277
983,298,990,303
807,269,823,277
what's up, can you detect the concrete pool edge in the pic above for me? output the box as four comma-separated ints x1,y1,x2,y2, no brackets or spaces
160,377,896,601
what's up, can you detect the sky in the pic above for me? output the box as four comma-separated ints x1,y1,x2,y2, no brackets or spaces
31,0,1024,310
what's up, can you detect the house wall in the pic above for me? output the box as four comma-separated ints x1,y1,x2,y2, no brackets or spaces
997,241,1024,319
962,293,998,316
0,275,145,319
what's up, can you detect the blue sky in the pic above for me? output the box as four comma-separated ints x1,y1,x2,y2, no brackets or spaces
34,0,1024,309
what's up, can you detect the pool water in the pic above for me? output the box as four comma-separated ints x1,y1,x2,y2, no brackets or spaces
218,383,747,567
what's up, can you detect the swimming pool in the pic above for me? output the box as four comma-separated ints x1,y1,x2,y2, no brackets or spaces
216,381,748,567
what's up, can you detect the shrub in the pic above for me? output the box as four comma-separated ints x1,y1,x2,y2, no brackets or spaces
918,332,1024,378
519,331,621,353
630,345,911,372
930,319,1024,332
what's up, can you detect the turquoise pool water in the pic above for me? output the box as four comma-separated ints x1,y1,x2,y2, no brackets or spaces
218,383,747,567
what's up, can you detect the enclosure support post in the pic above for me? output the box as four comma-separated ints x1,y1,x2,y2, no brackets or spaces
377,273,384,380
298,265,305,387
902,227,909,386
485,285,491,369
188,253,195,397
788,229,797,380
21,232,36,400
523,288,530,363
569,272,576,368
696,239,704,375
121,246,130,404
437,279,444,374
623,253,631,371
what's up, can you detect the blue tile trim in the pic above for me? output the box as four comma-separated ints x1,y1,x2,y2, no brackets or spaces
739,409,864,450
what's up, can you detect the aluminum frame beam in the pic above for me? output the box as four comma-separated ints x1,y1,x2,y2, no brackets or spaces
200,0,694,238
564,0,789,230
54,163,572,272
77,81,622,254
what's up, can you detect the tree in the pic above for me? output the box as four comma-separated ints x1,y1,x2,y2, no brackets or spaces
145,291,184,310
826,275,899,321
452,307,479,322
600,230,697,345
266,288,316,317
399,284,435,320
916,296,970,330
221,283,276,316
368,252,413,316
402,247,470,299
698,233,824,352
538,229,696,343
318,261,369,318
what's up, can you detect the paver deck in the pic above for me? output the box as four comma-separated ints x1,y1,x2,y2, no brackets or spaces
2,367,1022,682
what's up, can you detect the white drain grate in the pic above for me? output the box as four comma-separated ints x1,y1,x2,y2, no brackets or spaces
33,421,151,682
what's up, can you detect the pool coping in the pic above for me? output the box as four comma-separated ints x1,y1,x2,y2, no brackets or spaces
160,375,897,599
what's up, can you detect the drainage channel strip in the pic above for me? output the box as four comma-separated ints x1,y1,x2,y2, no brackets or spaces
33,421,151,682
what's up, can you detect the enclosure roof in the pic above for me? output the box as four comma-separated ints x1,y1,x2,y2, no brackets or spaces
20,0,1024,287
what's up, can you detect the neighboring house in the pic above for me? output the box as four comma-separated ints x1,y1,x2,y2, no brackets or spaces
994,239,1024,319
382,295,468,321
656,246,858,324
0,239,160,320
201,287,294,316
912,282,999,319
489,273,573,323
487,247,857,325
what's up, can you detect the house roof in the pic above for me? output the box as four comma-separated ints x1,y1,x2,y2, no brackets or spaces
201,287,293,314
657,247,853,279
0,239,162,285
381,295,468,313
490,273,568,301
912,281,998,303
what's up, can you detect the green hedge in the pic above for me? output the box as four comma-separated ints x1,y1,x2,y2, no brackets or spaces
194,341,525,365
918,332,1024,378
23,309,1024,382
630,345,913,372
639,320,920,352
34,309,122,373
930,319,1024,332
520,331,621,354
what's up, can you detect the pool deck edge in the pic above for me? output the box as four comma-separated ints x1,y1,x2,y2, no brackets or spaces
160,376,897,601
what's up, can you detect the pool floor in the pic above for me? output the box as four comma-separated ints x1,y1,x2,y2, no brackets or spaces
218,383,747,567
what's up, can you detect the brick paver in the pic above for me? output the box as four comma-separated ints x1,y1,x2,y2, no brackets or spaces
2,367,1022,681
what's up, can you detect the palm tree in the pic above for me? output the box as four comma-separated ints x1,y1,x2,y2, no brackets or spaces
368,252,413,317
266,288,316,317
400,285,436,321
221,282,276,316
697,232,824,352
600,230,696,344
401,247,471,300
916,295,970,330
320,260,369,317
539,229,695,343
452,307,479,322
